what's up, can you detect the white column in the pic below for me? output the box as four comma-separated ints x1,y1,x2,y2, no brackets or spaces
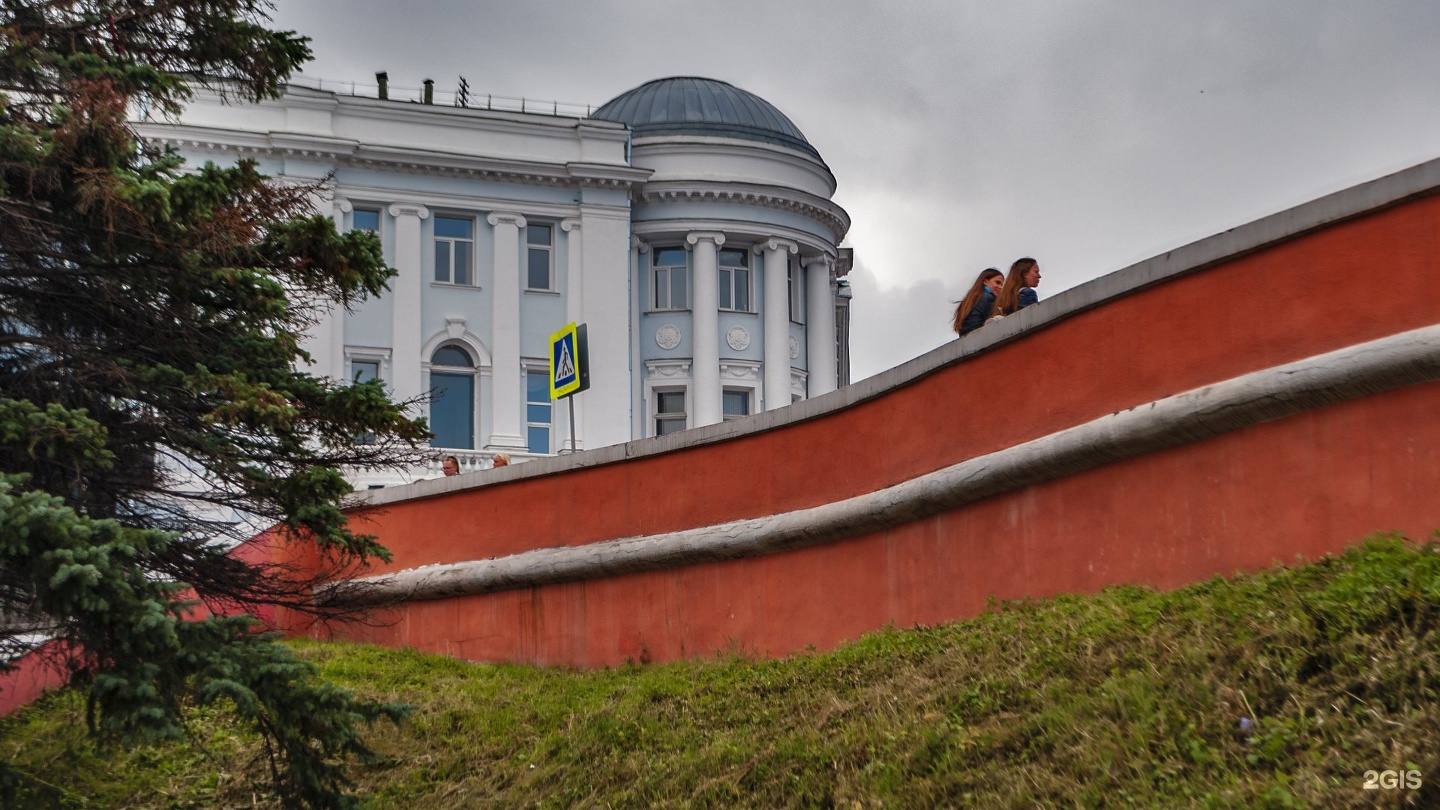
805,254,837,398
387,203,429,410
487,211,527,450
688,232,724,427
560,218,584,451
327,198,351,379
760,238,799,411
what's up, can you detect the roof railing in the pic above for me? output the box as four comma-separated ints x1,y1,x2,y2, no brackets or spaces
284,74,596,118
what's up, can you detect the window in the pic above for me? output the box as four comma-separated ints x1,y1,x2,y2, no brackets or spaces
722,389,751,422
654,389,687,436
429,345,475,448
651,247,687,311
788,262,805,323
434,216,473,285
526,370,551,454
718,248,750,312
353,208,380,235
350,359,380,387
527,224,554,291
349,359,380,444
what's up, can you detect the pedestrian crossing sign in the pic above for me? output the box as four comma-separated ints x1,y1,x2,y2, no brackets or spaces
549,322,590,399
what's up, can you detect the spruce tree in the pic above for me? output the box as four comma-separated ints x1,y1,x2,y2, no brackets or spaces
0,1,430,806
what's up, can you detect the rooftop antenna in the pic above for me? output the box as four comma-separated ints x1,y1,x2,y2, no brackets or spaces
457,76,470,108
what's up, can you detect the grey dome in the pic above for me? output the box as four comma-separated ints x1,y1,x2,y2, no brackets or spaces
592,77,820,160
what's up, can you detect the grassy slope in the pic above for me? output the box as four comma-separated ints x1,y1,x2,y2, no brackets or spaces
4,535,1440,809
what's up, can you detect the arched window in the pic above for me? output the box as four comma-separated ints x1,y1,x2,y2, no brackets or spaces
429,345,475,449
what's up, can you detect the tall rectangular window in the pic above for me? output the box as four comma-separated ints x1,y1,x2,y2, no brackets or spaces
353,208,380,235
788,262,805,323
651,247,687,311
350,359,380,444
526,370,551,454
434,215,473,285
654,389,686,436
527,224,554,291
722,389,751,422
718,248,750,312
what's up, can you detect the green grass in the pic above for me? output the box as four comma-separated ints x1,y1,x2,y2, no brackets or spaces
5,534,1440,808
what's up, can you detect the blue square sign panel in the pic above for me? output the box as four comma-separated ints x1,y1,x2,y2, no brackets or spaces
549,322,590,399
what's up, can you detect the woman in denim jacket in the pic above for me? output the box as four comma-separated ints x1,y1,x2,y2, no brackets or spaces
953,268,1004,336
993,257,1042,317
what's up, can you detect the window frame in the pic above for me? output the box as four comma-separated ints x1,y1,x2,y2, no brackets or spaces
433,214,476,286
524,366,552,454
352,207,382,240
721,388,752,423
650,247,689,312
718,248,752,313
653,387,688,437
525,222,555,292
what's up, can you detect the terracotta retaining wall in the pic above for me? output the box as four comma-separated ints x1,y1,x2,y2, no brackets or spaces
280,157,1440,668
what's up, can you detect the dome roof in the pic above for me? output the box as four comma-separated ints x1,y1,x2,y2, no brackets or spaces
591,77,820,159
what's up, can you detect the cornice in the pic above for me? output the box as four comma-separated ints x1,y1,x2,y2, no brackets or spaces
631,219,836,260
136,124,650,191
636,181,850,243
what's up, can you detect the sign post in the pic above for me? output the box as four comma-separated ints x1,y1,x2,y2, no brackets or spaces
548,322,590,453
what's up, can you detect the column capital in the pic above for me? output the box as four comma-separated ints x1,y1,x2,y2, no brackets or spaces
754,238,800,255
487,211,527,228
335,198,354,214
387,202,430,219
630,235,651,253
686,231,726,248
560,217,582,232
801,253,834,270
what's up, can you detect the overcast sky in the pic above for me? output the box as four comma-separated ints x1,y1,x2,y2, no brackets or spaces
269,1,1440,381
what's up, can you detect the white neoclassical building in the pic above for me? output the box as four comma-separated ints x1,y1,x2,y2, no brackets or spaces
137,76,852,484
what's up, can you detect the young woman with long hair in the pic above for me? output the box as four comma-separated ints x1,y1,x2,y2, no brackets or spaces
992,257,1042,317
952,268,1004,336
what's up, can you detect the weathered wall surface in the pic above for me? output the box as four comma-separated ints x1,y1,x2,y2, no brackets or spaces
285,158,1440,668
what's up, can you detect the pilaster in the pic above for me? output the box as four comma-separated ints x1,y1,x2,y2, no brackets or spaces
388,202,429,410
486,211,527,450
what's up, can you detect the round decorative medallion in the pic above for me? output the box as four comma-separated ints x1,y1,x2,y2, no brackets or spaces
655,324,682,350
788,335,800,359
726,326,751,351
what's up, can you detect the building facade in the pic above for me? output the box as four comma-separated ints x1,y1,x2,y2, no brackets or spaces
137,76,851,484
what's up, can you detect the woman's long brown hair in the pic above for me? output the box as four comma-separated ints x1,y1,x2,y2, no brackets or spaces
993,257,1038,316
952,268,1003,333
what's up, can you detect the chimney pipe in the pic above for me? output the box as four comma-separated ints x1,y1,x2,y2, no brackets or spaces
376,71,388,100
423,79,434,105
